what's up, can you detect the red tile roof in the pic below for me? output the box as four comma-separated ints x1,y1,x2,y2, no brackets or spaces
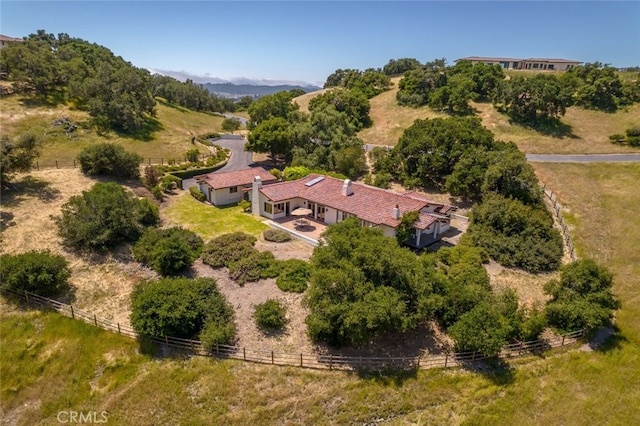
195,167,277,190
415,213,438,230
260,174,453,228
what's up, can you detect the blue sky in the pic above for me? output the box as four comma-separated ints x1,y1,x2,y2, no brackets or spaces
2,1,639,86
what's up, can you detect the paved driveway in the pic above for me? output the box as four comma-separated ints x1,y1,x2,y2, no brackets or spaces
182,134,254,189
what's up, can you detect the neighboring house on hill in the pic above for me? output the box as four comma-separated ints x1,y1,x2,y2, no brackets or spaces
455,56,582,71
249,174,454,247
195,167,277,206
0,35,24,50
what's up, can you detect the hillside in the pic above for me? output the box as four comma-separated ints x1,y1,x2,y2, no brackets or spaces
0,95,227,165
294,76,640,154
2,162,639,424
203,82,321,98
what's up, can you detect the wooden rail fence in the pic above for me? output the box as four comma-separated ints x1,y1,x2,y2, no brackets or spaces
8,289,586,372
29,154,218,171
541,184,578,261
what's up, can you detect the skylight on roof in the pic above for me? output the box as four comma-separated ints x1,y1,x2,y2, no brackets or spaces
305,176,325,187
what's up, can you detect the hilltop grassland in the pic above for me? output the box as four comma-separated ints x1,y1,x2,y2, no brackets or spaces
0,95,226,164
474,101,640,154
300,74,640,153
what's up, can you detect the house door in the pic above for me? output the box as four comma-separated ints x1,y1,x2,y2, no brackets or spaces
285,202,290,216
317,205,326,223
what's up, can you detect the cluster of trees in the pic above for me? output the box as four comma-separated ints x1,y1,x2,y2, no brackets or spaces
375,116,561,271
323,68,392,98
0,30,241,133
1,31,156,132
151,75,235,113
376,116,540,202
396,59,504,113
494,63,639,124
76,143,143,179
391,58,639,125
304,219,553,354
305,218,617,355
244,89,369,179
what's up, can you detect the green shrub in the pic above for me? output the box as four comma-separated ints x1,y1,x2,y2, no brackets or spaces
269,168,282,180
151,185,164,201
609,133,626,144
76,143,142,179
544,259,620,333
228,251,279,285
202,232,257,268
276,259,310,293
137,198,160,226
54,182,157,250
466,194,563,273
160,174,181,192
132,227,203,276
253,299,287,330
185,148,200,162
263,228,292,243
189,186,206,202
0,250,70,297
131,277,234,342
143,165,162,188
238,199,252,212
373,172,392,189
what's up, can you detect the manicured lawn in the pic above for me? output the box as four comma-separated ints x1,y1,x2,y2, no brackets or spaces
162,191,268,240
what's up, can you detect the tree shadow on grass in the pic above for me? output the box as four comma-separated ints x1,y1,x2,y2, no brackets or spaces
114,116,164,142
355,367,419,386
18,92,67,108
458,358,517,386
1,175,61,208
509,117,578,139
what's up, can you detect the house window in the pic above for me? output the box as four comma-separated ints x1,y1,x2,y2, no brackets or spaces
229,186,238,193
273,202,285,214
264,202,273,214
533,63,539,69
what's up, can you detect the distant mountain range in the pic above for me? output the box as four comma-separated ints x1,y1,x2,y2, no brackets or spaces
202,82,321,99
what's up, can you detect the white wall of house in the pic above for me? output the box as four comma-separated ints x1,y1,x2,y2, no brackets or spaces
380,225,396,238
212,187,243,206
198,182,211,202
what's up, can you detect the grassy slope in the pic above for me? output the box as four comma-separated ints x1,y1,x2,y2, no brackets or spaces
0,95,225,164
2,163,639,424
298,74,639,154
3,83,640,424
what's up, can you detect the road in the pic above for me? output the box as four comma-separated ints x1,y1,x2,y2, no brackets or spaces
182,134,254,189
526,153,640,162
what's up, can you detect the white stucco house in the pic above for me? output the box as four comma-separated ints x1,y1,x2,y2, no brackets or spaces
455,56,582,71
195,167,277,206
248,173,454,247
0,35,24,50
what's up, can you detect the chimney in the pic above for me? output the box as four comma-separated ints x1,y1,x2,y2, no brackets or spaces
392,204,400,219
251,176,262,216
342,179,354,196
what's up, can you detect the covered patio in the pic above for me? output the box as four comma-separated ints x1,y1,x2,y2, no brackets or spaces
267,216,328,246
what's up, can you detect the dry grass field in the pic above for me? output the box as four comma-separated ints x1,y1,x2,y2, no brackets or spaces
0,95,226,164
295,75,640,154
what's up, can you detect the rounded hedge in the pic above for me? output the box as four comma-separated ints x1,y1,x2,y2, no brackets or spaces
253,299,287,330
0,250,70,297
